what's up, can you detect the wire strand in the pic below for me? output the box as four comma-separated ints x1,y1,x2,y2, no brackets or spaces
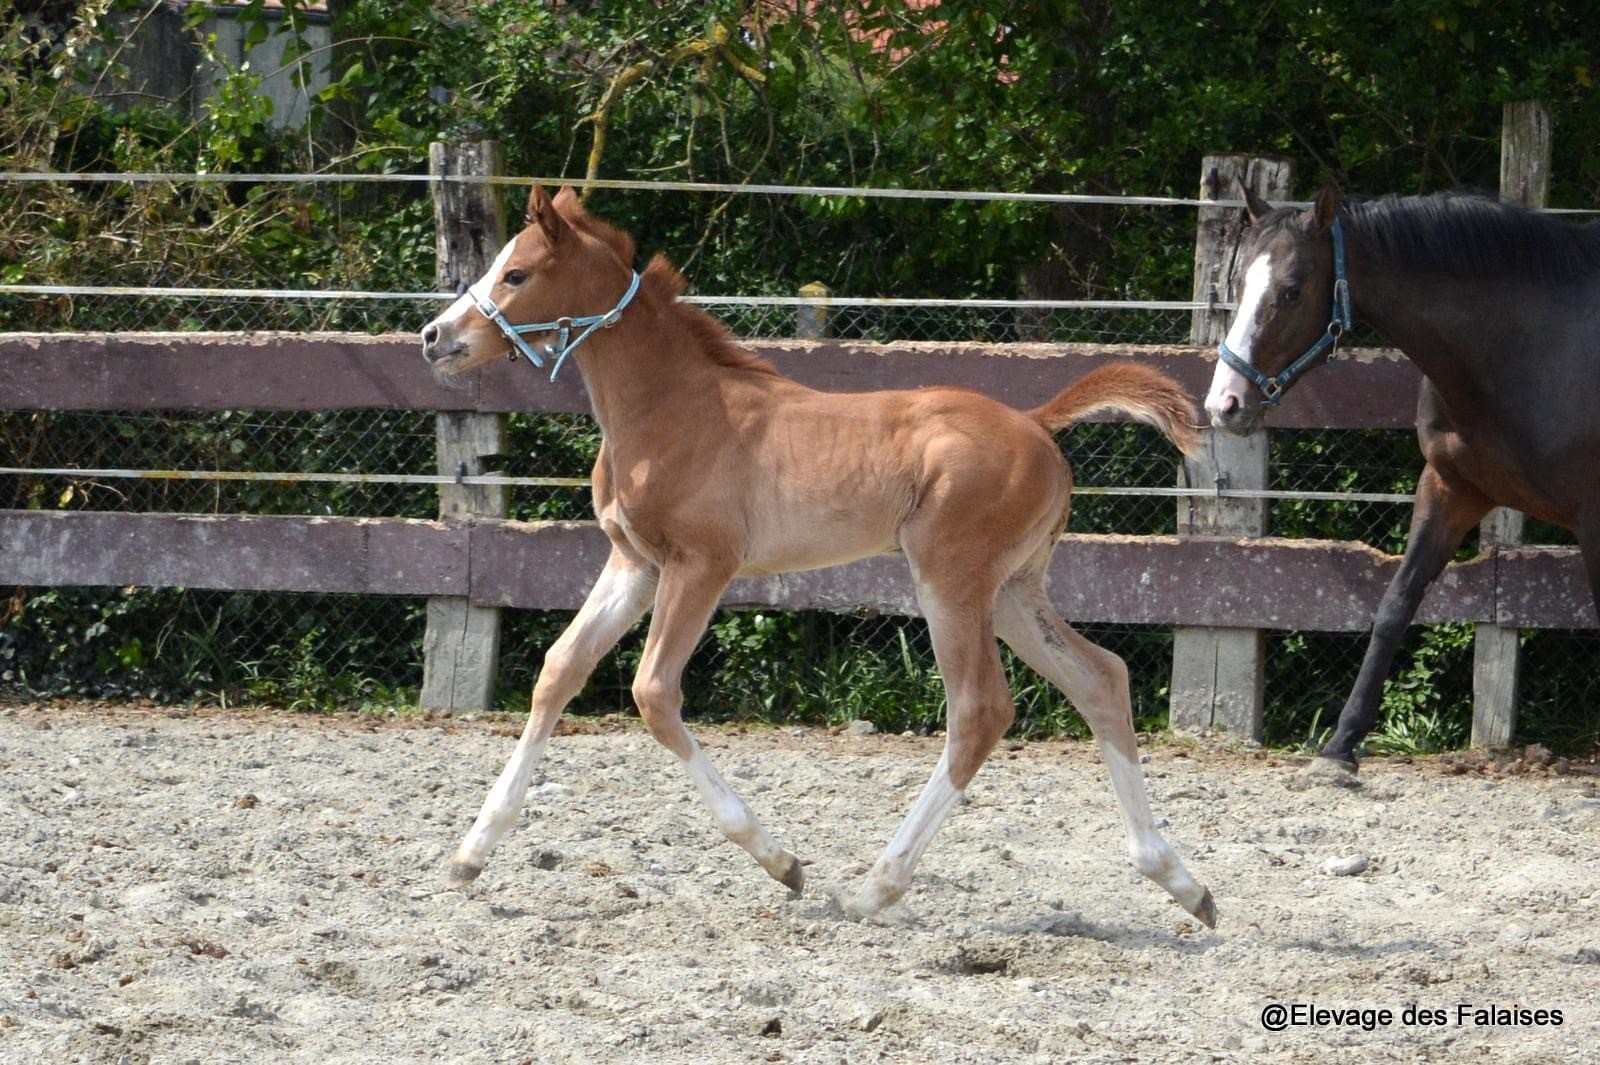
0,466,1415,503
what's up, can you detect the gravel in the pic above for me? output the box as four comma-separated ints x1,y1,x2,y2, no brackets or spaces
1,702,1596,1064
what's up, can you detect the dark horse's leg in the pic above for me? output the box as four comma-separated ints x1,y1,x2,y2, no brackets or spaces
1580,511,1600,625
1316,465,1492,770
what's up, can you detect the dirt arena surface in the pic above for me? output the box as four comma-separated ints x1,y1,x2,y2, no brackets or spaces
0,701,1596,1064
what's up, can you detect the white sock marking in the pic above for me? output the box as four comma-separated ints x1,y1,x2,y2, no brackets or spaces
854,751,963,913
1098,741,1204,909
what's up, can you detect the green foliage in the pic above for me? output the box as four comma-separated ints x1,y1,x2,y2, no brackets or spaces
1368,623,1474,754
197,52,276,171
1264,624,1476,755
0,586,422,710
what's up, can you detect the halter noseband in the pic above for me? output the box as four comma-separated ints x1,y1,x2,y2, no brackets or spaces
1217,216,1352,405
470,269,642,382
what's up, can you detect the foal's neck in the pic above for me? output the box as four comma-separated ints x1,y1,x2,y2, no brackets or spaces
568,295,775,446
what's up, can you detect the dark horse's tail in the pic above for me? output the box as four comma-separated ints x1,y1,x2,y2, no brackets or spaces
1027,362,1200,456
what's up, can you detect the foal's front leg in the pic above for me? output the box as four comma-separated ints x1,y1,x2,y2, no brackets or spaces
446,549,655,888
632,560,805,893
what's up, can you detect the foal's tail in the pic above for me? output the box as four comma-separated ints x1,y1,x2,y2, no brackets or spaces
1027,362,1201,456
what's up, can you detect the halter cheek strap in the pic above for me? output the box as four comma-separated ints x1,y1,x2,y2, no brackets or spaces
470,270,642,382
1217,217,1353,405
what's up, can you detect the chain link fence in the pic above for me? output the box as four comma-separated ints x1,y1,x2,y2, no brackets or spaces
2,184,1593,756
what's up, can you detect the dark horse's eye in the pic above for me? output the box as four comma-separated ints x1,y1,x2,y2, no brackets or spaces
504,269,527,286
1279,285,1302,305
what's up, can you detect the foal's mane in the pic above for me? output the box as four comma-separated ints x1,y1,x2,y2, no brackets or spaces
564,201,778,376
1337,191,1600,285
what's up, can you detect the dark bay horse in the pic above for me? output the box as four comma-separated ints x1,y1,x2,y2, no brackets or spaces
418,184,1217,927
1206,185,1600,771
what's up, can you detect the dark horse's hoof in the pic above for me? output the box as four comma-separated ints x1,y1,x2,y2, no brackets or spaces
1288,755,1362,791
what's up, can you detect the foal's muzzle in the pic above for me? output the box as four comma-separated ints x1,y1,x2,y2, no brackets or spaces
419,320,466,365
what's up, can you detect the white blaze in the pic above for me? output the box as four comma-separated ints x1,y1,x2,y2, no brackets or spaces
426,234,521,329
1205,252,1273,414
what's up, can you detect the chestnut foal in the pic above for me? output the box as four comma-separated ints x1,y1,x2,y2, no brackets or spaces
419,185,1216,928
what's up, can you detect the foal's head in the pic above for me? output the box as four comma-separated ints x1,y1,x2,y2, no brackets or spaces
1205,184,1341,434
420,184,636,381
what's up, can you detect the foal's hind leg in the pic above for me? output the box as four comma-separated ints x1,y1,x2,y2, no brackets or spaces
848,582,1016,917
994,572,1216,927
632,559,804,893
447,547,655,888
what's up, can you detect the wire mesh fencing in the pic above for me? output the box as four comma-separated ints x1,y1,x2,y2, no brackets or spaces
0,293,439,336
1,173,1592,756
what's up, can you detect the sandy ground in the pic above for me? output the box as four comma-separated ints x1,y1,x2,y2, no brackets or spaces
0,702,1597,1065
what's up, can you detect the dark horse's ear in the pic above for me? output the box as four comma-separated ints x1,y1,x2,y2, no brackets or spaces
526,184,569,244
1238,178,1272,225
1310,183,1339,234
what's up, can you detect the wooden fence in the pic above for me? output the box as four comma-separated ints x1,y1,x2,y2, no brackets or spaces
0,332,1591,718
1,112,1593,747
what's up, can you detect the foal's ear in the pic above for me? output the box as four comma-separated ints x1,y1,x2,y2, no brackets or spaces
526,183,569,244
1310,183,1339,234
1238,179,1272,225
552,185,582,215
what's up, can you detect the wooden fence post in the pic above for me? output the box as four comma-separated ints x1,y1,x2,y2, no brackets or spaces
421,141,509,711
1472,101,1550,747
1169,154,1293,740
796,281,831,340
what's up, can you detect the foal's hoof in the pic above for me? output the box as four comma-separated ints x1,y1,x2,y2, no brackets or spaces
1289,756,1361,791
774,852,805,897
1188,888,1218,930
443,859,483,891
842,876,905,920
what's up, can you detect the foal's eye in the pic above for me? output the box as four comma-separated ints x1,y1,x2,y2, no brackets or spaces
504,269,527,286
1279,285,1302,305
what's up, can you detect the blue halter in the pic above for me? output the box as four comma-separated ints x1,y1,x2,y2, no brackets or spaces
1217,217,1353,405
470,270,642,382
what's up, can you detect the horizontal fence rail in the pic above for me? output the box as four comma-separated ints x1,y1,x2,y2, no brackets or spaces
0,332,1425,430
0,512,1589,632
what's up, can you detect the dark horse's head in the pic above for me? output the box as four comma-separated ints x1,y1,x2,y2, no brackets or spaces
1205,184,1342,434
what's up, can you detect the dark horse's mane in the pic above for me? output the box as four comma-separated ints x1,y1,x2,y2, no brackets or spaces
1336,191,1600,285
